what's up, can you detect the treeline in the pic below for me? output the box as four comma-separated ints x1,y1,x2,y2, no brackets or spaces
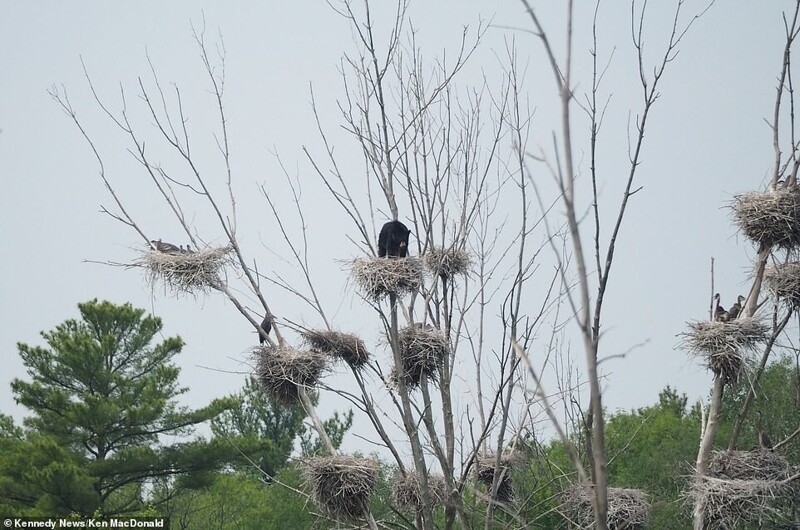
1,300,797,528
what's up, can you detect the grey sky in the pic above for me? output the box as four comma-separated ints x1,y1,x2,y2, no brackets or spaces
0,1,791,455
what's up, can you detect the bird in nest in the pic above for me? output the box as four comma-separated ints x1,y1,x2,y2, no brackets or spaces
150,239,181,253
757,411,774,451
713,293,729,322
727,295,745,320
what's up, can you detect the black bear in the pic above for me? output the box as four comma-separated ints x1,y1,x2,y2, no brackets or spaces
378,220,411,257
258,315,272,344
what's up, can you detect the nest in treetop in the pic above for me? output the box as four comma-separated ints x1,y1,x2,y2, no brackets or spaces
302,455,379,519
389,326,449,389
254,345,328,405
765,262,800,309
391,471,447,511
688,450,799,529
350,257,424,301
681,318,769,384
302,329,370,369
562,484,651,530
422,247,472,278
732,187,800,249
142,245,232,294
475,453,523,502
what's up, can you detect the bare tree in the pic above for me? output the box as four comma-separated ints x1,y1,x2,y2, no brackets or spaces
689,2,800,528
517,1,711,528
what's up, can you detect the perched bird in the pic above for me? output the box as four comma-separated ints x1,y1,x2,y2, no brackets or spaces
258,315,272,344
757,411,773,451
727,295,745,320
713,293,729,322
258,456,274,485
378,220,411,258
185,243,195,254
150,239,181,253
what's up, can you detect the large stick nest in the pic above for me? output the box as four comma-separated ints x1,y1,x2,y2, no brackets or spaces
302,455,379,519
391,471,447,511
142,245,232,294
254,345,329,405
732,187,800,249
562,484,651,530
351,257,424,301
390,326,450,389
689,450,799,529
422,247,472,278
302,329,370,369
475,453,523,502
765,262,800,309
680,318,769,384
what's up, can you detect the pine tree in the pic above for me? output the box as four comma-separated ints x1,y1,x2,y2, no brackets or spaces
8,299,237,516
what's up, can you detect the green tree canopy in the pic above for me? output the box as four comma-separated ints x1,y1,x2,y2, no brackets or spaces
6,299,238,516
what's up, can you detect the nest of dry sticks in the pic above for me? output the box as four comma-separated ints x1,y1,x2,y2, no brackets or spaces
392,471,447,511
475,453,522,502
562,484,651,530
681,318,769,384
254,345,329,405
302,329,370,369
351,257,424,301
690,450,799,529
765,262,800,309
302,455,379,519
389,326,449,389
732,187,800,249
142,245,232,294
422,247,472,278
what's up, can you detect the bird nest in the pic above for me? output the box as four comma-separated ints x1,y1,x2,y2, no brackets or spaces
302,329,370,369
141,245,232,294
475,453,522,502
562,484,650,530
389,326,449,389
765,262,800,309
351,257,424,301
732,187,800,249
422,247,472,278
254,345,329,405
391,471,447,511
689,450,799,529
302,455,379,519
680,318,769,384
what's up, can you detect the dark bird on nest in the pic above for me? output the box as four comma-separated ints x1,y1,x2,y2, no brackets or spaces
258,456,274,485
757,411,773,451
713,293,729,322
185,243,195,254
258,315,272,344
727,295,745,320
378,220,411,258
150,239,181,253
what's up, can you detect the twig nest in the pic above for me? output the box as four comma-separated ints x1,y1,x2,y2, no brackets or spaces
475,453,522,502
302,329,370,369
390,326,449,389
254,345,328,405
351,257,424,301
681,318,769,384
302,455,379,519
732,187,800,248
765,262,800,309
422,247,472,278
690,450,798,529
563,484,650,530
142,245,232,294
391,471,447,511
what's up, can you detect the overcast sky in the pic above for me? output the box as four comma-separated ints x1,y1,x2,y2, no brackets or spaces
1,1,794,456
